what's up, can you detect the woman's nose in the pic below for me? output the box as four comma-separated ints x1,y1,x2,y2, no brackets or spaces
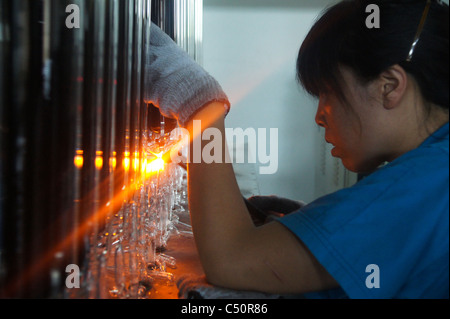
315,101,327,128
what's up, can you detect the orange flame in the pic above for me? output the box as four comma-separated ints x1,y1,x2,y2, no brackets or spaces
74,150,84,169
146,151,165,176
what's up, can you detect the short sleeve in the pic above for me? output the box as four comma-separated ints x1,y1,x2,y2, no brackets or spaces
279,144,449,299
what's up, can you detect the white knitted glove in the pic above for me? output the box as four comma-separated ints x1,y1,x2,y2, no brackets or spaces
146,23,230,127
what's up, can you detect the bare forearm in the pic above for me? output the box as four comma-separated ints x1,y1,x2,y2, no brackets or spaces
185,102,255,278
185,102,338,294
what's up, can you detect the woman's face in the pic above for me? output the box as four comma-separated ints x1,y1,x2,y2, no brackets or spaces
315,68,389,173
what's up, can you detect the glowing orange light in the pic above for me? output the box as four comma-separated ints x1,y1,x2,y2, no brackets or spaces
4,104,229,298
5,177,141,297
109,152,117,170
123,151,130,171
146,152,165,175
141,158,148,173
95,151,103,170
134,152,141,171
74,150,84,169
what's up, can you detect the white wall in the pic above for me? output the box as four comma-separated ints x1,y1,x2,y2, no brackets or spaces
203,0,337,203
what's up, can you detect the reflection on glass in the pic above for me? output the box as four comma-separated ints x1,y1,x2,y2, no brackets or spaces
95,151,104,170
74,150,84,169
109,152,117,171
67,0,198,300
82,124,190,299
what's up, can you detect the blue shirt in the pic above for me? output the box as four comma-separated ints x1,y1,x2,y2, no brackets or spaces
279,123,449,299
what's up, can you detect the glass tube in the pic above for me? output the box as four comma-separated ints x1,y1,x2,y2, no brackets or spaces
0,0,200,299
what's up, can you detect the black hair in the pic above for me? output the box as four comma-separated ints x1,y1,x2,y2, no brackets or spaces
297,0,449,111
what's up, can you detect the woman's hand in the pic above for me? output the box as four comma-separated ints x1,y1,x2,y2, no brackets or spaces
245,195,306,226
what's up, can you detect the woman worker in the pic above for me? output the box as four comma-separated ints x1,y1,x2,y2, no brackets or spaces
147,0,449,298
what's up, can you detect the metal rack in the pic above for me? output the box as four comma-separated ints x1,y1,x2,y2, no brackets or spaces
0,0,202,299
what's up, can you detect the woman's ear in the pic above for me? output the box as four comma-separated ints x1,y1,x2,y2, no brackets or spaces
379,64,408,110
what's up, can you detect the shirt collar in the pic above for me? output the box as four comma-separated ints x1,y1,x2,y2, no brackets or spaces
421,122,449,147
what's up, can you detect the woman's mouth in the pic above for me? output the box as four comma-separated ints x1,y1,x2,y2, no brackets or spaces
331,146,339,157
